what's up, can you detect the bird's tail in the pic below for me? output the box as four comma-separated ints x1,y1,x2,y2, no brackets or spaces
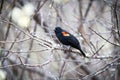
79,48,86,57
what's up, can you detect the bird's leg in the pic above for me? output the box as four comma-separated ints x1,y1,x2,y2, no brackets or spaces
68,46,72,56
62,45,71,52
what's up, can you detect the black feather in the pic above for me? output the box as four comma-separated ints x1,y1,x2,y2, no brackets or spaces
54,27,86,57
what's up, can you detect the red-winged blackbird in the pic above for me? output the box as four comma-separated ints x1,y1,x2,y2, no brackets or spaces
54,27,86,57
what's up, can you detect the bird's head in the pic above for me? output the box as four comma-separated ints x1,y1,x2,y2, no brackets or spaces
54,27,62,34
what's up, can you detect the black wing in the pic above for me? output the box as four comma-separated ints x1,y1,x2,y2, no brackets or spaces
64,33,80,49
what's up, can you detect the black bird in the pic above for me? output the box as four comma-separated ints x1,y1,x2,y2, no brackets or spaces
54,27,86,57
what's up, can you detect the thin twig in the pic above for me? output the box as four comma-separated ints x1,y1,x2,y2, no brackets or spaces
0,38,31,43
84,0,94,18
1,19,52,48
82,57,120,79
59,50,71,79
0,0,4,14
114,0,120,37
89,27,120,47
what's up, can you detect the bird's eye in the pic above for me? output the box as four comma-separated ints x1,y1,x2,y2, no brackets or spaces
61,32,70,36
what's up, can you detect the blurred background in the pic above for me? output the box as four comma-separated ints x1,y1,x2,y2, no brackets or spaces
0,0,120,80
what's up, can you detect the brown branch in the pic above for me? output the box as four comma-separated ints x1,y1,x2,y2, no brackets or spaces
1,19,52,48
114,0,120,37
84,0,94,18
89,27,120,47
2,31,22,65
92,35,112,57
0,58,54,80
0,0,4,14
59,51,71,79
0,38,31,43
82,57,120,79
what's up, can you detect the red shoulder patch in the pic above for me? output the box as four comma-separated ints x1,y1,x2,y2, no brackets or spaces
61,31,70,36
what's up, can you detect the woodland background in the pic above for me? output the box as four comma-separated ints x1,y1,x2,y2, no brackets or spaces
0,0,120,80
